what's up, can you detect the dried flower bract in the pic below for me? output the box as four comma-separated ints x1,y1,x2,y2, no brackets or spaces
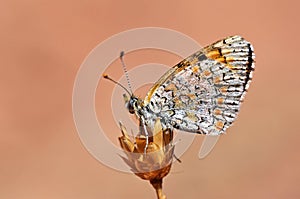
118,119,174,199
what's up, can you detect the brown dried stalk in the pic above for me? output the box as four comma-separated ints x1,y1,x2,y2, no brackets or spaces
118,119,174,199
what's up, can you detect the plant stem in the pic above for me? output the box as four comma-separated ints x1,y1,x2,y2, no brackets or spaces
150,179,166,199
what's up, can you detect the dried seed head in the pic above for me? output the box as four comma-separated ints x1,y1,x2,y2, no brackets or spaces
118,119,174,199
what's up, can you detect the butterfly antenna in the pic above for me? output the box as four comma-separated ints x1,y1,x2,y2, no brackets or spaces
102,74,132,96
119,51,133,94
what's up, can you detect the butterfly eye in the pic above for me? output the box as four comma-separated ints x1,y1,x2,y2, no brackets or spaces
127,97,137,114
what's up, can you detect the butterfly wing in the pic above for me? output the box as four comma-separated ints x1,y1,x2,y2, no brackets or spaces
143,35,255,135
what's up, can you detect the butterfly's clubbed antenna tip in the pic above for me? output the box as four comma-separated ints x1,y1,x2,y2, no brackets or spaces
120,51,125,58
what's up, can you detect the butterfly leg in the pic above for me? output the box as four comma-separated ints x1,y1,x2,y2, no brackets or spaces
140,116,149,154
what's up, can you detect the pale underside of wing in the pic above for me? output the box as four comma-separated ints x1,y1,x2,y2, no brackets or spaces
144,35,255,135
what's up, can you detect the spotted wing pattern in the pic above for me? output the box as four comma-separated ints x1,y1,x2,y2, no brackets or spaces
143,35,255,135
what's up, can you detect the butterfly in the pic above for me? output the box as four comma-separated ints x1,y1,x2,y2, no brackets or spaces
104,35,255,147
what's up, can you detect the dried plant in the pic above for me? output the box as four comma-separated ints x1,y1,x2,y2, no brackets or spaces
118,119,175,199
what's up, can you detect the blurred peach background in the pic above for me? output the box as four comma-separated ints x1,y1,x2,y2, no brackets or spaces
1,0,300,198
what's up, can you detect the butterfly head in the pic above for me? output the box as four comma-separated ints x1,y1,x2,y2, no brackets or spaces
123,94,140,114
